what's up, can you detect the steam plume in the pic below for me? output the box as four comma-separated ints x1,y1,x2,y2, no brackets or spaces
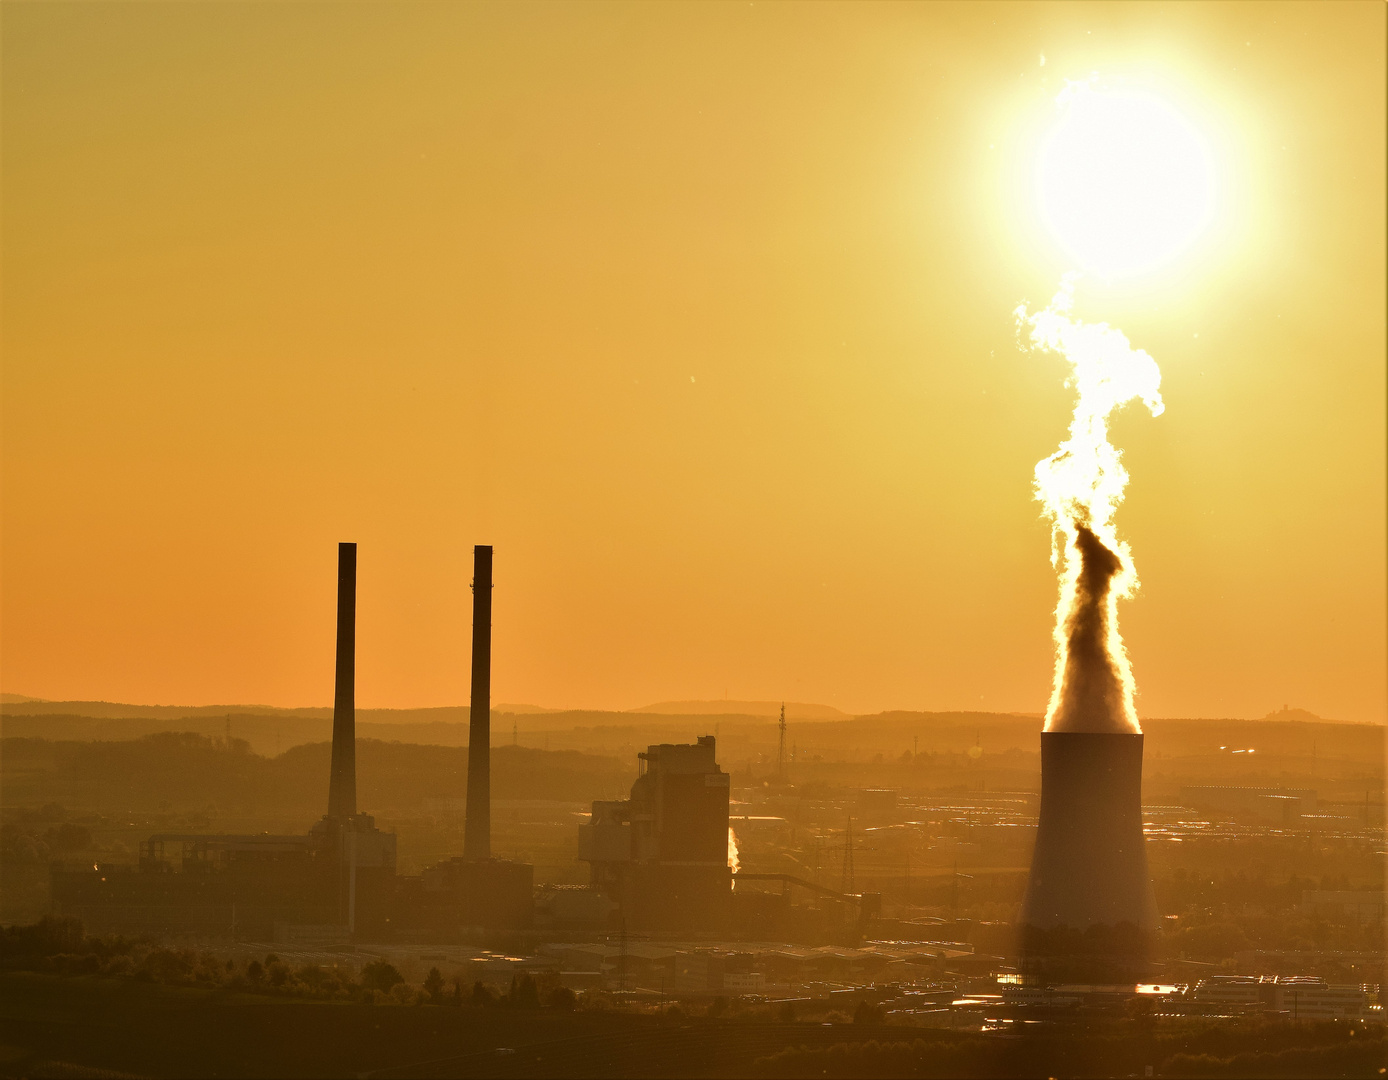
1016,276,1164,733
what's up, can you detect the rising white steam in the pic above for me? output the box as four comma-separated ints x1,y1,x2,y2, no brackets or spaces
1016,275,1164,734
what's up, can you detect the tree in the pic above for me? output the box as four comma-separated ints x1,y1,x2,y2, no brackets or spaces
0,916,84,963
423,967,445,1005
546,985,577,1010
361,960,404,994
45,823,93,852
508,973,540,1009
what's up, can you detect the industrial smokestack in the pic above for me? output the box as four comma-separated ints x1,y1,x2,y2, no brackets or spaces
327,542,357,820
1020,732,1157,979
463,545,493,860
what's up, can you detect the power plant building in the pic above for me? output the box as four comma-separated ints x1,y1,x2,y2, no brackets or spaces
51,542,533,939
580,736,731,931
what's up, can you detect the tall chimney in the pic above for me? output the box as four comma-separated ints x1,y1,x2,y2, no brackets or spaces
464,545,493,860
327,542,357,820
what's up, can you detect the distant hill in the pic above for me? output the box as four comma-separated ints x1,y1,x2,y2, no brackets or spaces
1,697,855,726
0,699,469,725
3,717,1378,817
8,696,1378,727
3,699,1379,764
1260,707,1326,724
632,700,848,720
0,734,633,815
0,699,330,720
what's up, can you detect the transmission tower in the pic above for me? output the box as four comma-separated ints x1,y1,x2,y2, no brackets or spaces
776,703,787,782
618,916,628,993
842,815,856,895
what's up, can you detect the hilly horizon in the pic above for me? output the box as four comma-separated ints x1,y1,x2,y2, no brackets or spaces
630,699,849,720
0,694,1363,728
0,695,859,722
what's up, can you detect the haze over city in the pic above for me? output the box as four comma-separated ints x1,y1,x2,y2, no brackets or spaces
4,2,1383,723
1,4,1383,1079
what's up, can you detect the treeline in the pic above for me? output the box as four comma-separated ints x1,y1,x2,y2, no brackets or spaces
2,916,577,1009
1,733,633,814
1163,913,1383,959
1149,857,1384,960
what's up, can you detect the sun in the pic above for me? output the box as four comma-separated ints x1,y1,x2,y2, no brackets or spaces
1036,82,1217,280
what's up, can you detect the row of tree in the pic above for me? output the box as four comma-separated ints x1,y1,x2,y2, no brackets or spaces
1,917,578,1008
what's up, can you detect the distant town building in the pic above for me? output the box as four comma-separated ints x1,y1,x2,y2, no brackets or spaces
1299,891,1385,921
1269,977,1369,1019
1193,975,1262,1008
1179,786,1317,822
1194,975,1369,1019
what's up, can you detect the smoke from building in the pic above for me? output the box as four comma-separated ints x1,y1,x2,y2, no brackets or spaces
1049,524,1129,734
1015,277,1165,978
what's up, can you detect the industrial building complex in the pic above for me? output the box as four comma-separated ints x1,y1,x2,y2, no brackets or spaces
49,543,734,943
51,543,542,939
38,544,1381,1034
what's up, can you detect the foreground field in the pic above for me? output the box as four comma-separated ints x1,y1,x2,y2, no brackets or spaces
1,972,1383,1079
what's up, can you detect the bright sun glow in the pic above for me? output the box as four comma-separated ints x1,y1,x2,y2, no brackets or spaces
1037,82,1216,279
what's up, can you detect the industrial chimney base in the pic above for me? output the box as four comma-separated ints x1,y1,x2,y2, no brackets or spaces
1020,731,1159,984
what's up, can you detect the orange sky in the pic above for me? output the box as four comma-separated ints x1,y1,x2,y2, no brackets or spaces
3,2,1384,721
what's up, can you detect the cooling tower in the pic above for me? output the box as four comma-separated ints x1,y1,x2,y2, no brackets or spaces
463,545,493,860
327,542,357,819
1020,732,1157,980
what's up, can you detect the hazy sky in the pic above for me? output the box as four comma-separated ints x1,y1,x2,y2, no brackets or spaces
3,2,1383,721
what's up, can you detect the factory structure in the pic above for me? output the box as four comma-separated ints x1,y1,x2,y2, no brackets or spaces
51,544,535,939
1019,731,1159,982
579,736,732,931
49,543,733,943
